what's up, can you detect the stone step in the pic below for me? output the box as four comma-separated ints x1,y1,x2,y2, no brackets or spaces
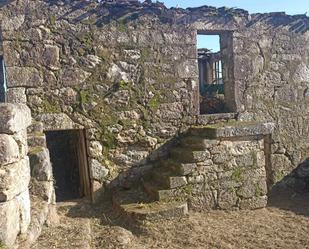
160,159,197,176
143,180,187,202
180,136,219,150
113,189,188,221
151,168,188,189
170,147,211,163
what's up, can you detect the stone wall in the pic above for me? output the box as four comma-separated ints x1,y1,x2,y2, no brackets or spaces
0,0,309,192
0,104,31,247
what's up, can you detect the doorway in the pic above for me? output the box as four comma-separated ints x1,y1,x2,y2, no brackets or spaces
45,129,91,202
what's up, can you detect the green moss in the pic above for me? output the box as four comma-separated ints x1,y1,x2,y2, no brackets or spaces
119,80,129,90
147,90,163,111
255,184,264,196
139,47,151,64
117,20,127,33
232,167,243,182
79,89,92,105
49,15,56,26
28,146,45,155
182,184,194,195
0,242,6,249
41,98,61,113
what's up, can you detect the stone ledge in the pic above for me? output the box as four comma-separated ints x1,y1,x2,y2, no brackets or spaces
190,121,275,138
197,113,237,125
0,104,31,134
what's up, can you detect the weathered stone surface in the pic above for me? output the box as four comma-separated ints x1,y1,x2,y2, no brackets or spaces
7,67,43,87
60,68,91,86
0,198,19,247
239,196,268,209
37,113,83,130
6,87,27,104
13,129,29,158
168,176,187,189
90,159,109,181
29,148,52,181
89,141,103,158
43,45,60,70
16,190,31,234
0,134,20,166
30,180,54,203
27,122,44,134
0,104,31,134
2,14,25,31
0,158,30,201
191,122,275,138
27,135,47,148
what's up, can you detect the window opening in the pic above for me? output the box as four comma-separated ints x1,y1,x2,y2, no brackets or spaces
198,34,227,114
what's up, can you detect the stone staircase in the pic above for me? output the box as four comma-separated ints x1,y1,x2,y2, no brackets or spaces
112,116,274,222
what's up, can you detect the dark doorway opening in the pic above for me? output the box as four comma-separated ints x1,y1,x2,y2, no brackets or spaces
45,129,91,202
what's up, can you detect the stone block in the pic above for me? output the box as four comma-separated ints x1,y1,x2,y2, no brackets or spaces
90,159,109,181
6,87,27,104
190,122,275,139
2,14,25,31
237,168,267,199
27,122,44,134
171,148,211,163
43,45,60,70
30,180,54,203
0,198,20,247
217,189,239,210
60,68,91,86
0,134,20,166
27,135,47,148
169,176,188,189
13,129,28,158
37,113,82,131
89,141,103,158
16,190,31,234
0,158,30,201
0,104,32,134
29,148,52,181
239,196,268,210
177,163,197,175
6,67,43,87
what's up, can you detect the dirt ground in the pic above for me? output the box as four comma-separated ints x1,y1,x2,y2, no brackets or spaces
33,187,309,249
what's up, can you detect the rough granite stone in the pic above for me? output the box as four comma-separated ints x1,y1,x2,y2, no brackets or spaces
0,158,30,201
90,159,109,181
6,67,43,87
0,104,31,134
0,134,20,166
0,198,20,247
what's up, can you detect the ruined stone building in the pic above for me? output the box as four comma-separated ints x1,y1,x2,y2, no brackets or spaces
0,0,309,247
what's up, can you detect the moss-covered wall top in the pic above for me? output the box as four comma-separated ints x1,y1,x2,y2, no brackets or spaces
1,0,309,186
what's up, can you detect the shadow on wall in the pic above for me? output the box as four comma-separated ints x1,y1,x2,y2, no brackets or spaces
39,0,309,34
268,157,309,217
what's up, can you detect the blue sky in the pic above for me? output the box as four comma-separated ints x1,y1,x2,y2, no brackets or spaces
162,0,309,50
160,0,309,15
